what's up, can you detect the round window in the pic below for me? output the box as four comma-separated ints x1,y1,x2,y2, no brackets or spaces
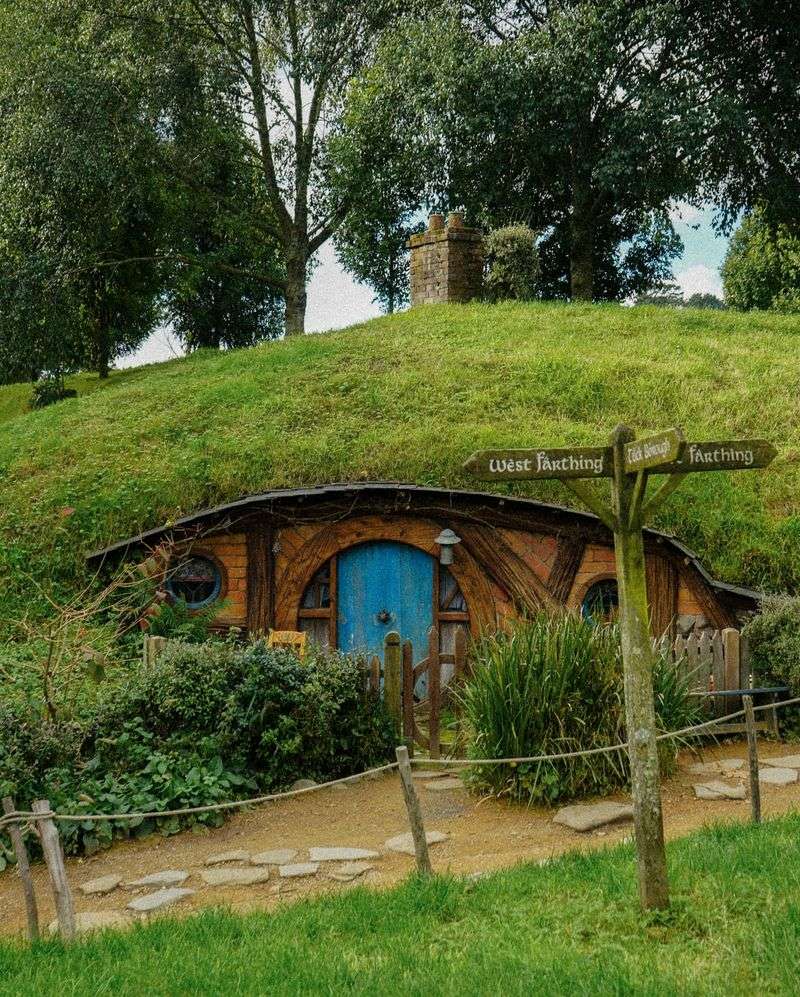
581,579,619,624
166,555,222,608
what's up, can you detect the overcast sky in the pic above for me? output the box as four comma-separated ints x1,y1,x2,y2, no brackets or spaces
121,202,728,369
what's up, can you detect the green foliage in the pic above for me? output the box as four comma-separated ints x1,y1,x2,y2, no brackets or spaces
145,598,220,642
459,614,701,804
0,0,165,380
29,377,77,410
349,4,700,300
0,302,798,636
685,292,725,311
0,638,395,857
742,595,800,694
483,226,540,303
722,211,800,312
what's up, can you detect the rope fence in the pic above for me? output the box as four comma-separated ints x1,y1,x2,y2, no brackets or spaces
4,693,800,943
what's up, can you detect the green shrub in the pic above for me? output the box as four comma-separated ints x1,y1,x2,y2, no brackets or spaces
144,597,221,642
742,595,800,693
28,375,77,409
458,613,700,804
1,638,395,860
483,225,540,302
722,210,800,311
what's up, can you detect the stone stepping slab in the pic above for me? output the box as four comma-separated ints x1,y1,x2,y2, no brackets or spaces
553,802,634,833
79,874,122,896
201,867,270,887
385,830,448,855
693,781,747,800
49,911,130,936
279,863,319,878
205,850,251,866
328,862,374,883
251,849,298,866
763,754,800,769
423,778,463,792
308,847,379,862
127,888,195,913
126,870,189,889
759,767,798,785
412,769,463,780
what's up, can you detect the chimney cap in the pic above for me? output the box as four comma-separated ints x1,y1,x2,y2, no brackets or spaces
428,213,445,231
447,211,465,229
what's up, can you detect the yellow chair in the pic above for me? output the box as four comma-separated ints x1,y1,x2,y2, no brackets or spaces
267,629,308,660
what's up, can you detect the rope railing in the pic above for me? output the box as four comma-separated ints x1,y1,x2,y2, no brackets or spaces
3,696,798,830
0,761,400,830
409,696,800,766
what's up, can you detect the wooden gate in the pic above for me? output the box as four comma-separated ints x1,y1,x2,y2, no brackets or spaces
365,627,468,758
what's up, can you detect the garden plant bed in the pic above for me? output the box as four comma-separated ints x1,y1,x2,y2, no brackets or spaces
3,738,800,939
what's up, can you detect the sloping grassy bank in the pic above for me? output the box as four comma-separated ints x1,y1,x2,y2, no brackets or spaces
1,301,799,626
3,814,800,995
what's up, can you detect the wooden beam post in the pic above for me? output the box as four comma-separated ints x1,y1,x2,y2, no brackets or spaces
402,639,415,755
32,799,75,941
2,797,39,942
395,746,432,876
428,627,441,760
610,425,669,910
384,631,402,739
743,694,761,824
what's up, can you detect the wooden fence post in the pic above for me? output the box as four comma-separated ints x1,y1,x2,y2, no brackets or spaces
2,797,39,942
402,639,415,755
428,627,441,760
743,695,761,824
369,654,381,695
722,628,741,693
32,799,75,941
384,632,402,738
395,746,432,876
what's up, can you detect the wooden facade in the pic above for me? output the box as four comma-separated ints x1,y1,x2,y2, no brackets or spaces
88,483,759,649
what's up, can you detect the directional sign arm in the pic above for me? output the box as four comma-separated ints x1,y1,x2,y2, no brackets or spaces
562,479,615,532
641,473,687,523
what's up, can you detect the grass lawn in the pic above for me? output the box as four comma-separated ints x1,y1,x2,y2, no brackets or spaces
0,300,799,627
2,814,800,996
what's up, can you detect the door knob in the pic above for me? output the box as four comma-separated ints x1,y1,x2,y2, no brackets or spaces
376,609,391,624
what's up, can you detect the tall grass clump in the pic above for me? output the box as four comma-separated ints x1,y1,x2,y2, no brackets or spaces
458,612,701,804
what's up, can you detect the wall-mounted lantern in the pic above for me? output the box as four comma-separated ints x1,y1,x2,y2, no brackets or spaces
435,528,462,566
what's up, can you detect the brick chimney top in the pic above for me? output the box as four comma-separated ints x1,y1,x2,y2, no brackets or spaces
408,213,483,306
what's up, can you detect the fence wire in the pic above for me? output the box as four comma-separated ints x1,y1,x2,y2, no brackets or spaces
2,696,798,830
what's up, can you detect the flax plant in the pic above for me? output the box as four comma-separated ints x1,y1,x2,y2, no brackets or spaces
459,613,701,804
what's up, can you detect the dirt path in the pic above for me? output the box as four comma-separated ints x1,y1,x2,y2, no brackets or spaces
3,739,800,938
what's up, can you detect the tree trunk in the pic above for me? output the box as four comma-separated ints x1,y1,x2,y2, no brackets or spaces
95,314,111,379
284,255,307,336
570,156,595,302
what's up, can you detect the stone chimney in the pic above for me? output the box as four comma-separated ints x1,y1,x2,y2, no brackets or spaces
408,212,483,306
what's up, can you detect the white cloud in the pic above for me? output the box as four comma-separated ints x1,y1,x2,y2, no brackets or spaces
674,263,723,299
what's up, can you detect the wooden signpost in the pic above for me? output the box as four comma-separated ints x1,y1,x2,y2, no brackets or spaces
465,427,775,911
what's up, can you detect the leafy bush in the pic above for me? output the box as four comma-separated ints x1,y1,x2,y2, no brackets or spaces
1,639,395,859
483,225,540,302
458,613,701,804
743,595,800,692
145,597,222,642
722,210,800,311
29,375,77,409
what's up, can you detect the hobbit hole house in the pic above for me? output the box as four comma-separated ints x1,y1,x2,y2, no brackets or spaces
90,484,758,667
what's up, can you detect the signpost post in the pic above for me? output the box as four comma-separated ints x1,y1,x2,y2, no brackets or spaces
465,428,775,910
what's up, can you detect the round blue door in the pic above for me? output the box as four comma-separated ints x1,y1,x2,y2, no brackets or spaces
337,541,434,663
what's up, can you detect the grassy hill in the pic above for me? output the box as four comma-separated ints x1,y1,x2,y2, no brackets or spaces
1,301,799,625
